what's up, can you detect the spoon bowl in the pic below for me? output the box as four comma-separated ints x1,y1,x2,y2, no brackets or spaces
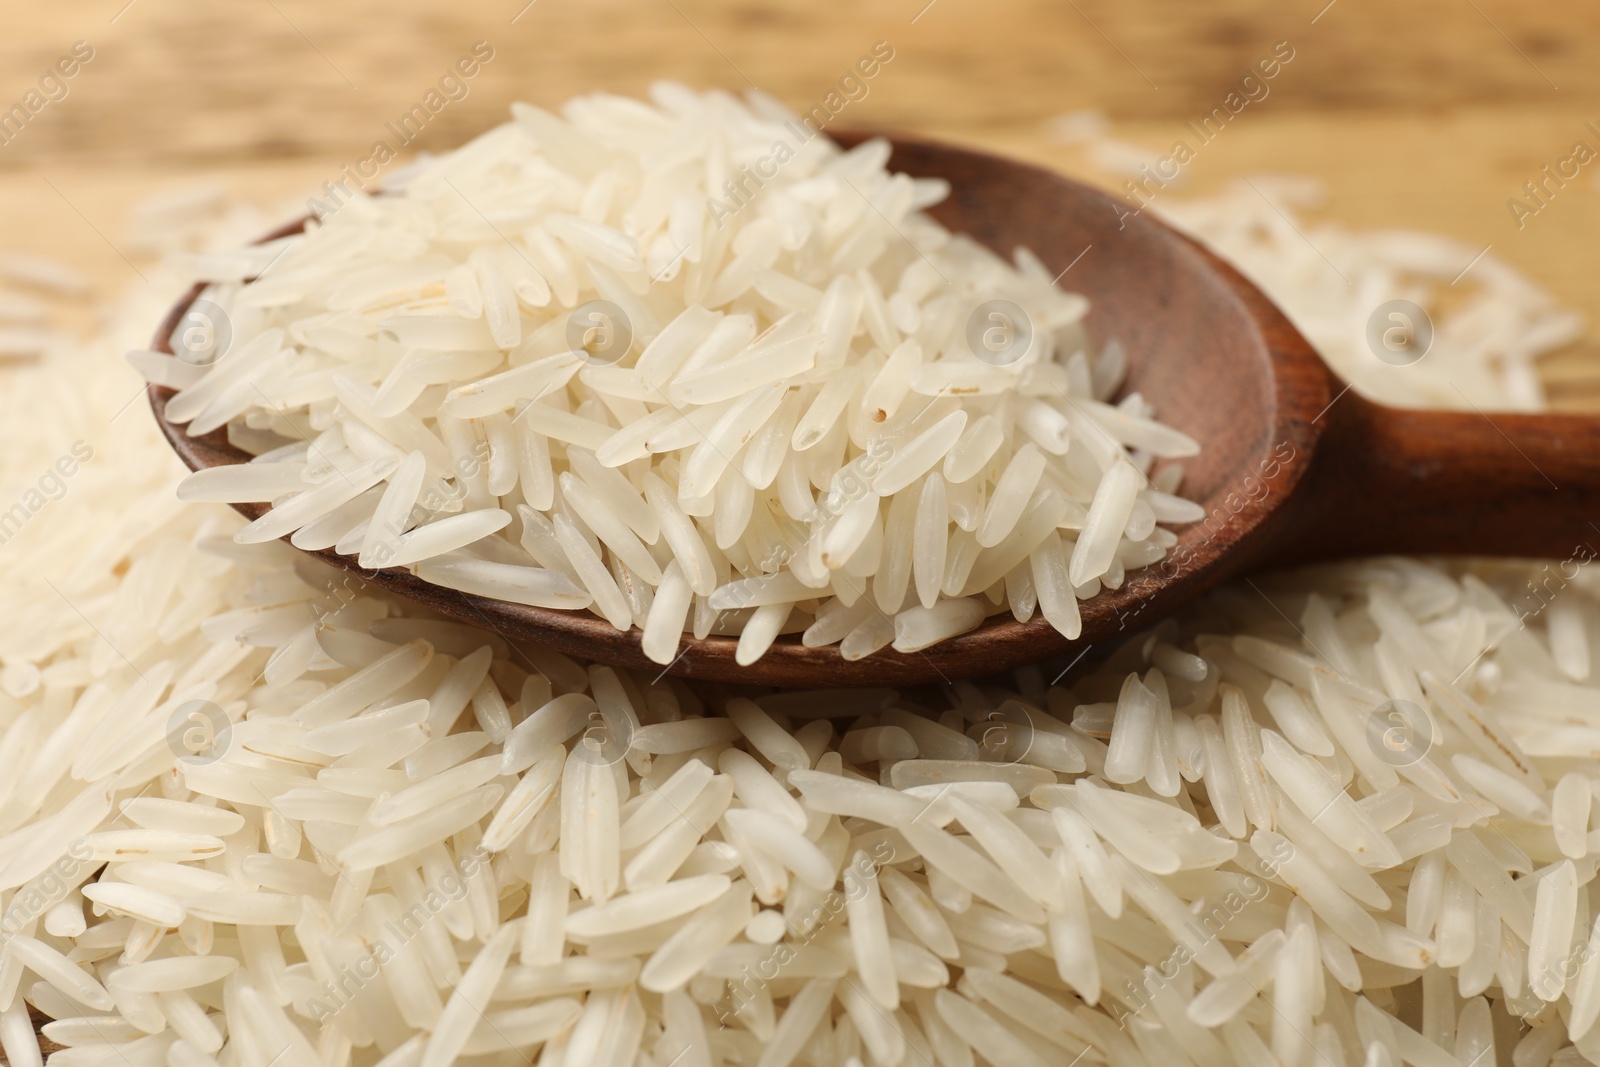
149,133,1600,687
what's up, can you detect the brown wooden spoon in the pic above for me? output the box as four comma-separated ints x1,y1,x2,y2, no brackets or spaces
147,133,1600,688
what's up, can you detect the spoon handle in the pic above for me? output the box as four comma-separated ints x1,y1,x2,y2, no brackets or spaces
1279,392,1600,565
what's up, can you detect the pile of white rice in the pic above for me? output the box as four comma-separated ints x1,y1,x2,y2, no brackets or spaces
1051,110,1585,414
1155,180,1584,414
0,91,1594,1067
136,87,1205,665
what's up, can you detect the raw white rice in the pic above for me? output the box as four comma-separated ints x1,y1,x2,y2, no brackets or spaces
0,98,1594,1067
137,86,1207,664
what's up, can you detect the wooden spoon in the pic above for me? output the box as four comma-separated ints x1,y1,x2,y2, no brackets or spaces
147,133,1600,688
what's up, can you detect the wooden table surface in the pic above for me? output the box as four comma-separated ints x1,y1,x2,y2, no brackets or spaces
0,0,1595,408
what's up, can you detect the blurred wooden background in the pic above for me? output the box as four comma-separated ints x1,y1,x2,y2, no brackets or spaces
0,0,1597,404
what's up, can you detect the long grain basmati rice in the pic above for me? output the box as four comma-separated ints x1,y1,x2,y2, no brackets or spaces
136,88,1208,665
0,90,1596,1067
